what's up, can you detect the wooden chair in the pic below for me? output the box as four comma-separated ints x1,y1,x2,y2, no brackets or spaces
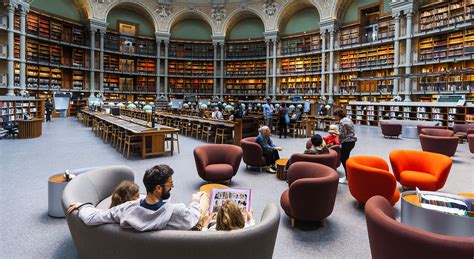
191,122,202,139
201,123,215,143
182,119,192,136
215,126,232,144
165,132,180,154
102,124,113,143
115,130,125,152
123,134,142,159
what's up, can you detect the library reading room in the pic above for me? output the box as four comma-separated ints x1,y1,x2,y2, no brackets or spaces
1,0,474,258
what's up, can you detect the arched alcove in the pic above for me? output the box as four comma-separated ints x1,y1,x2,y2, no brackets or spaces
227,17,265,40
106,5,155,37
30,0,86,21
171,19,212,41
281,7,320,35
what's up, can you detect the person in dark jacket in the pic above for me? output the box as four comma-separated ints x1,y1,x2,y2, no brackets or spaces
45,98,53,122
256,126,282,173
304,134,330,154
278,104,288,138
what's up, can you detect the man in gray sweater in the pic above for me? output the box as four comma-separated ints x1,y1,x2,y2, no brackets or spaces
67,165,207,231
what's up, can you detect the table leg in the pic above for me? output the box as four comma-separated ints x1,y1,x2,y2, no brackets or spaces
141,136,146,159
171,133,174,156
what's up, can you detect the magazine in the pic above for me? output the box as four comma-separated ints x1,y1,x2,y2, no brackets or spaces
416,188,471,217
209,188,251,214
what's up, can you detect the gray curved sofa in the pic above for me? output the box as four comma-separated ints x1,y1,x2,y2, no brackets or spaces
62,166,280,259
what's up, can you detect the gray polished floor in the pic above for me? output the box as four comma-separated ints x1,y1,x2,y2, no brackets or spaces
1,118,473,258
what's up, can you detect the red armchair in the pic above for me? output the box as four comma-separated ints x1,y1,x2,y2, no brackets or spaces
453,123,474,142
389,150,452,191
194,144,243,182
416,125,444,135
365,196,474,259
419,129,458,157
287,148,339,171
346,156,400,206
380,123,402,138
241,137,266,171
469,134,474,154
280,162,339,226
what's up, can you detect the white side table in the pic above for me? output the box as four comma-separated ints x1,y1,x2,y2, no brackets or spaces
48,174,68,218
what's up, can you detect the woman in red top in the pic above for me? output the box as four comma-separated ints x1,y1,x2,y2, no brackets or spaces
323,125,340,146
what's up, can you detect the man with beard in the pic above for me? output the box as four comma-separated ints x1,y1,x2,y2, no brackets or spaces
67,165,208,231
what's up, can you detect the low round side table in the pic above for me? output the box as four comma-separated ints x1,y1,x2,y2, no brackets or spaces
276,158,289,180
48,174,68,218
199,183,229,197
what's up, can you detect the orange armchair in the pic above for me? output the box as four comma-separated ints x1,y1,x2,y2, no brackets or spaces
389,150,452,191
347,156,400,206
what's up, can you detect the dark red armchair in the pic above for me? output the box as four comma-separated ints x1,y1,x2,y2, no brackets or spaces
468,134,474,154
287,148,339,171
419,129,458,157
416,125,444,135
241,137,267,171
194,144,243,182
305,141,340,168
280,162,339,227
380,123,402,138
453,124,474,142
365,196,474,259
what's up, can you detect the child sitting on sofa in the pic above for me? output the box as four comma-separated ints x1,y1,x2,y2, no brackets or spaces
201,200,255,231
109,180,140,208
323,125,340,147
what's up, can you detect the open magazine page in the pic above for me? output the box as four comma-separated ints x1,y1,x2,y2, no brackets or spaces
416,188,470,217
209,188,251,214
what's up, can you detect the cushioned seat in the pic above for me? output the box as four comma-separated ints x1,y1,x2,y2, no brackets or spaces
241,137,267,171
204,164,234,181
419,129,458,157
365,196,474,259
389,150,452,191
286,148,339,171
453,124,474,142
380,123,402,138
346,156,400,206
194,144,243,182
280,162,339,226
306,140,341,168
469,134,474,154
62,166,281,259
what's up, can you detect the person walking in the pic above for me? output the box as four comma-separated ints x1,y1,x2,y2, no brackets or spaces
262,97,274,130
333,109,357,184
45,98,53,122
278,104,289,138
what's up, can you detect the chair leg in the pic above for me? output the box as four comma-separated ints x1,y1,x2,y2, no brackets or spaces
291,218,296,228
176,134,180,154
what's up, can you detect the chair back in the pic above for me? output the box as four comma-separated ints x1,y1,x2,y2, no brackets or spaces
241,137,266,167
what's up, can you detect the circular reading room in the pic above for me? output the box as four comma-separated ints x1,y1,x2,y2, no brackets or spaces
1,0,473,258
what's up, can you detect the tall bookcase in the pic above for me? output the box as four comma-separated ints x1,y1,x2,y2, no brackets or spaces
0,98,45,122
225,41,266,95
168,40,214,95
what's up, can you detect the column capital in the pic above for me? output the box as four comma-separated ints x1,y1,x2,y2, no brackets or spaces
155,31,170,43
320,18,342,33
88,18,108,33
18,4,29,15
211,35,225,46
264,30,278,42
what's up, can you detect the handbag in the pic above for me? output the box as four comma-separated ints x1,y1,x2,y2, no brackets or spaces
285,113,290,124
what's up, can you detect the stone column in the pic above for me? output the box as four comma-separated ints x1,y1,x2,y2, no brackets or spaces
265,39,270,96
164,41,169,96
272,39,277,97
320,31,326,97
156,40,161,95
328,29,335,104
213,42,218,97
99,30,105,94
19,6,27,96
404,11,413,101
6,4,15,96
89,30,96,94
220,42,224,99
393,13,401,97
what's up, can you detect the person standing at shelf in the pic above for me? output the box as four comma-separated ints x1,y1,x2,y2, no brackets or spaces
263,97,274,130
45,98,53,122
333,109,357,184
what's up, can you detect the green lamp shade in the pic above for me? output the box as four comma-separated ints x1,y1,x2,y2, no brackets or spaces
225,105,233,111
200,104,208,109
143,105,152,111
117,103,125,107
127,104,137,109
289,105,295,110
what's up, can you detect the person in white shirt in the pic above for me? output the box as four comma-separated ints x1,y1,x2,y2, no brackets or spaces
67,165,209,231
211,107,224,120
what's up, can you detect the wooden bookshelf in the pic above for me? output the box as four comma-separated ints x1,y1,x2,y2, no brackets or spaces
68,98,87,117
346,101,474,127
169,42,213,59
280,56,321,75
415,60,474,92
280,32,321,55
169,78,213,94
340,44,394,70
103,74,119,92
340,25,360,46
168,60,213,77
225,60,266,76
279,76,321,95
137,59,156,74
136,76,156,93
226,41,266,59
418,29,474,62
225,78,266,95
337,73,358,94
418,1,471,32
377,17,395,40
104,54,119,72
0,98,45,122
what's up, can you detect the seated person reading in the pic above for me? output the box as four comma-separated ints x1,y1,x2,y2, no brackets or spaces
67,165,209,231
201,200,255,231
256,126,282,173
